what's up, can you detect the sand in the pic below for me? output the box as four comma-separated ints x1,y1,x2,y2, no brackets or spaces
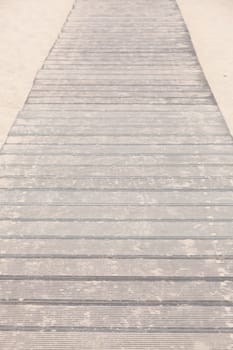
0,0,74,147
177,0,233,136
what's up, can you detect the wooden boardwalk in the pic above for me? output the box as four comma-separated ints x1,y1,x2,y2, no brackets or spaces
0,0,233,348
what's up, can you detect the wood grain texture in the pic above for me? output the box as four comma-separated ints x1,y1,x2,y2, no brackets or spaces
0,0,233,348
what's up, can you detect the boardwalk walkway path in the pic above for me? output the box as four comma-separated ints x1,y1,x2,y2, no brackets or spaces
0,0,233,348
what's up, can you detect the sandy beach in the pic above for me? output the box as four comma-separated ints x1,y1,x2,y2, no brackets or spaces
177,0,233,135
0,0,74,146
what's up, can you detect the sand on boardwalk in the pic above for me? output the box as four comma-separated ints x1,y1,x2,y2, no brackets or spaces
177,0,233,136
0,0,74,147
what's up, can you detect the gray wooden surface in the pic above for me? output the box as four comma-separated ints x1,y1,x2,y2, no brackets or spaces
0,0,233,348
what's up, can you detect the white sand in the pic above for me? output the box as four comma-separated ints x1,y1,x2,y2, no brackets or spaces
177,0,233,136
0,0,74,147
